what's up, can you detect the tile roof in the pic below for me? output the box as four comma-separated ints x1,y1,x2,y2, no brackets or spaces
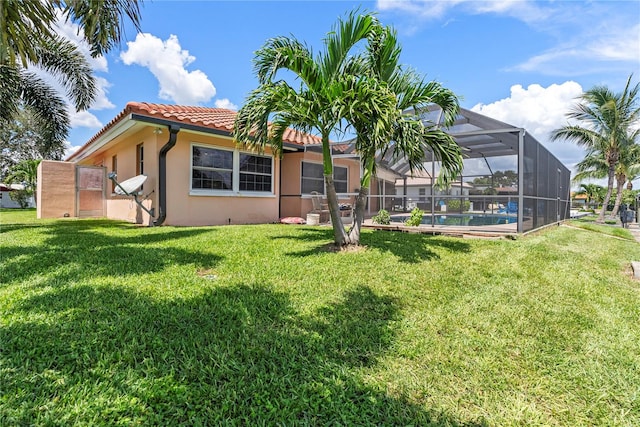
69,102,322,160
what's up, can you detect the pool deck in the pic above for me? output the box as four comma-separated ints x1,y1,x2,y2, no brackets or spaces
362,220,518,239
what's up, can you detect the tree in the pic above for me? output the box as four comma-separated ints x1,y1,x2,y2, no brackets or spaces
0,107,66,179
551,74,640,222
4,159,40,206
572,130,640,216
234,11,462,246
341,24,462,244
1,0,143,144
574,183,605,210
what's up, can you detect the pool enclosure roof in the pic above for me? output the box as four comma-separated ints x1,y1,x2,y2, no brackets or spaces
378,106,525,176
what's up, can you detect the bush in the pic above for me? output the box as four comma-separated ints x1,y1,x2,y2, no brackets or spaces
405,207,424,226
447,199,470,212
9,189,32,208
372,209,391,225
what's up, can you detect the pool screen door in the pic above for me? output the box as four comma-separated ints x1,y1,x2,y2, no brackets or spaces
76,166,105,217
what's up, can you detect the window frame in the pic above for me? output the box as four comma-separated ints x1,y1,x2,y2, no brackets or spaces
190,143,274,197
301,161,348,195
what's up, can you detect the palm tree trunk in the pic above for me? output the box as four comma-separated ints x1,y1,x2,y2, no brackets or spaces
598,167,616,222
324,174,348,246
345,186,369,245
610,174,626,217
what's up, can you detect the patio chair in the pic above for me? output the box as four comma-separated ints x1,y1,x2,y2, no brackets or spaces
310,191,330,223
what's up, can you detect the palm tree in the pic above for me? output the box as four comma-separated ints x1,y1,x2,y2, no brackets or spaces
611,137,640,215
1,0,143,143
234,11,463,246
551,75,640,222
5,159,41,206
574,183,605,210
342,24,462,244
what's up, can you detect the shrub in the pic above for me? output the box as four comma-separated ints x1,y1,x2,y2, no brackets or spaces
447,199,470,212
405,207,423,226
372,209,391,225
9,189,32,208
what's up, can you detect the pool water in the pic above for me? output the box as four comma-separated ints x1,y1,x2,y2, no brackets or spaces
390,213,517,226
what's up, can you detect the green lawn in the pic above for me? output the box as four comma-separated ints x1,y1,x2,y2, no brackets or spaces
1,209,639,426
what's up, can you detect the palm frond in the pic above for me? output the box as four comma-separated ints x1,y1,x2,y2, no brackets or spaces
18,70,70,141
60,0,143,58
34,35,97,111
254,36,319,89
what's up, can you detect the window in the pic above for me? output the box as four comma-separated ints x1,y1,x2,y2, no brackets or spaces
136,144,144,175
333,166,348,193
192,146,233,190
240,154,272,192
191,145,273,194
418,188,426,202
136,144,144,190
302,162,348,194
111,155,117,193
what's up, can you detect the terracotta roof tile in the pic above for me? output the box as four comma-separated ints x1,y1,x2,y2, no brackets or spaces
69,102,322,161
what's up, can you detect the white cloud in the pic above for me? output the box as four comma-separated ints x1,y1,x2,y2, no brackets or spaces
69,109,103,128
214,99,238,111
471,81,586,170
377,0,549,23
64,142,82,159
120,33,216,105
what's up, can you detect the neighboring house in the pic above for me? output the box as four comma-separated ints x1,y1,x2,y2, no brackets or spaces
0,183,35,208
37,102,361,226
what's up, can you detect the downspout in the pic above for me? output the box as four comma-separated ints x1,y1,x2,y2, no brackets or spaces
153,125,180,226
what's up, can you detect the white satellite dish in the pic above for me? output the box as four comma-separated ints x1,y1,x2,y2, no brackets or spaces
107,173,155,221
113,174,148,195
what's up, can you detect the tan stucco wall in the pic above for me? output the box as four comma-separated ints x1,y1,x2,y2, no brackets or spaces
58,121,361,225
37,160,76,218
280,151,361,218
78,127,160,225
163,133,280,226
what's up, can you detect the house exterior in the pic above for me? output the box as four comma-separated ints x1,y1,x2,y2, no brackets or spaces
37,102,361,226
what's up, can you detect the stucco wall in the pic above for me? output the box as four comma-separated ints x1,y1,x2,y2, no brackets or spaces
279,151,361,218
78,127,159,224
163,133,280,226
37,160,76,218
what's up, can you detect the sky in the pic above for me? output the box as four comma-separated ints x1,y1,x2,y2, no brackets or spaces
54,0,640,185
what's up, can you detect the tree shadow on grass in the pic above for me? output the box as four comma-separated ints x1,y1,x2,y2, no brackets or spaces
274,226,471,263
1,283,485,426
1,220,220,288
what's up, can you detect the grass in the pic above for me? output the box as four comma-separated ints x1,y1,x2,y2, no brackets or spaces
1,209,640,426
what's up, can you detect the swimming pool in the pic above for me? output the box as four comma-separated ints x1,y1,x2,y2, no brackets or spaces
389,213,518,226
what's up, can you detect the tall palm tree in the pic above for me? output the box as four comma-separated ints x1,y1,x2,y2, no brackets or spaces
612,137,640,215
551,75,640,222
342,24,462,243
234,11,462,246
1,0,143,143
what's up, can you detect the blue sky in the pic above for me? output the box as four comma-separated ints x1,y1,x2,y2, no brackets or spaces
57,0,640,182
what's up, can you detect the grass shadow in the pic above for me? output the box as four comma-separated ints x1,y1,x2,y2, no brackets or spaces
2,282,485,426
275,226,472,263
1,220,220,287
